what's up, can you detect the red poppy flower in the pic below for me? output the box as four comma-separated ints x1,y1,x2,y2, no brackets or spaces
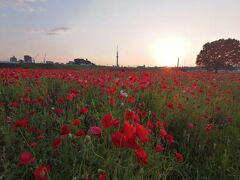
34,164,50,180
30,142,38,148
125,134,139,149
138,110,148,118
66,93,76,101
160,112,167,119
177,103,184,110
112,119,120,128
147,120,154,129
160,128,167,138
154,144,165,153
136,148,148,165
23,97,31,104
28,110,35,116
165,134,175,144
37,129,43,135
125,110,139,122
89,126,102,137
160,82,168,90
152,112,157,118
136,123,149,144
36,98,44,105
98,172,107,180
79,107,89,114
37,135,44,141
107,86,116,95
175,152,183,162
27,126,36,133
9,101,20,107
75,129,85,137
101,114,113,128
167,103,174,110
18,152,35,165
125,110,134,121
72,119,81,126
122,122,138,149
57,96,66,104
52,138,62,149
54,108,63,115
71,87,78,93
59,124,71,135
111,131,126,148
187,123,195,129
123,121,136,138
14,117,29,128
206,123,214,133
127,95,136,103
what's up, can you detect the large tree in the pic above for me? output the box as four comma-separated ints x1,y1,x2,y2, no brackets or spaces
196,38,240,72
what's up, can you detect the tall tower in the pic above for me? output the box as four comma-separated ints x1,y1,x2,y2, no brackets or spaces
177,57,180,67
116,46,119,67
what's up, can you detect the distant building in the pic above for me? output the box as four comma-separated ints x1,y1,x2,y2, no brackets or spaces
24,55,32,63
67,61,74,65
10,56,17,62
46,61,54,64
74,58,86,65
74,58,95,65
137,65,146,68
18,59,24,63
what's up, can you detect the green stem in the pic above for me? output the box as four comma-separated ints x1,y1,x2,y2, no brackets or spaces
19,129,33,153
91,142,104,160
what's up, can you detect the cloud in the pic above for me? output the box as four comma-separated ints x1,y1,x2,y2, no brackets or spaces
47,27,72,35
29,27,72,36
0,0,46,12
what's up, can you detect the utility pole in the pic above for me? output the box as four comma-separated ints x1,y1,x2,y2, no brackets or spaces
44,53,46,64
33,53,39,64
116,46,119,67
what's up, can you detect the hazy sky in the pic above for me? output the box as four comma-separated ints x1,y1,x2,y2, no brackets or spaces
0,0,240,66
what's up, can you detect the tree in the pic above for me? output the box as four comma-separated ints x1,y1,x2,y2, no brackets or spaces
196,38,240,72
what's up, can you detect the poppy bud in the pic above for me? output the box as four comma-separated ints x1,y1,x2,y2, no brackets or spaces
68,133,73,139
139,167,144,175
97,169,104,173
84,135,91,144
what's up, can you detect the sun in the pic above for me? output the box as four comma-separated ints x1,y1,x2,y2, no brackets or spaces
152,37,188,67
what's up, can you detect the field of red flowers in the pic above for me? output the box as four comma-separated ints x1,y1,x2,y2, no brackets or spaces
0,68,240,179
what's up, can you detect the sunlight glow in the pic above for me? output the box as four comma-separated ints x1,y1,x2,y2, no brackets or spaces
152,37,189,67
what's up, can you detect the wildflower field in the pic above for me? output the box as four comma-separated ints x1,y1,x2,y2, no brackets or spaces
0,68,240,180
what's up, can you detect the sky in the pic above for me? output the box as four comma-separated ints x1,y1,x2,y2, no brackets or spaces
0,0,240,66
